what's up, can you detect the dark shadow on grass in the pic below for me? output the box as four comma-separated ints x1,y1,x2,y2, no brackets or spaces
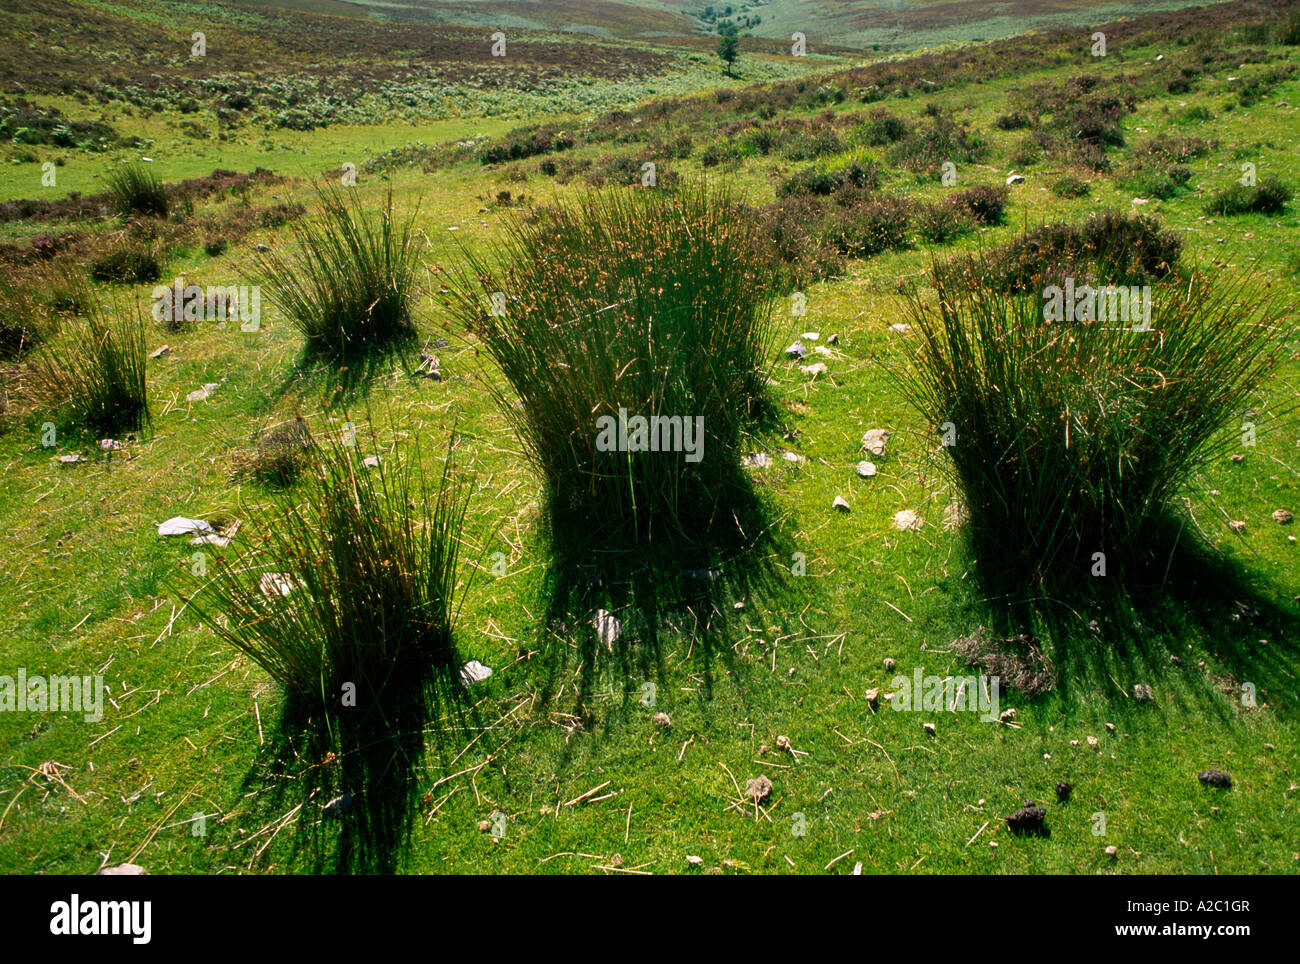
235,665,473,875
265,341,422,411
967,514,1300,722
529,460,790,725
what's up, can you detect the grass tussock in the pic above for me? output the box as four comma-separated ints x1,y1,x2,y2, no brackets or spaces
257,185,419,362
439,185,777,552
194,430,470,707
26,302,149,436
231,416,313,487
105,162,169,219
899,254,1287,587
0,274,52,359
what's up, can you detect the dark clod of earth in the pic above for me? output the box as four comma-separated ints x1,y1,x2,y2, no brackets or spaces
1198,769,1232,789
1056,781,1072,803
1007,800,1049,837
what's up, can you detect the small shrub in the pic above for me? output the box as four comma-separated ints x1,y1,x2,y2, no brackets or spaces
1124,162,1193,200
204,237,228,257
856,108,909,145
1050,175,1091,198
90,242,162,284
257,186,419,362
1204,175,1293,215
915,202,973,244
994,111,1033,131
946,184,1009,225
231,416,313,487
104,162,169,219
827,196,913,257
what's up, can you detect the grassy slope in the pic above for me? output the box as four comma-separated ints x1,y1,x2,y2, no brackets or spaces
0,3,1297,874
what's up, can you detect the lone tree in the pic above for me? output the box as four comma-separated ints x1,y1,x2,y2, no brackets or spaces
717,32,738,76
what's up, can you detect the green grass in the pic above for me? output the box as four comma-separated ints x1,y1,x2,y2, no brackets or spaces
0,0,1298,876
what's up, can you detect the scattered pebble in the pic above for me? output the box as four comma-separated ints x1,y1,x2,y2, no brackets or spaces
883,657,896,671
1133,683,1154,703
861,429,890,458
1105,845,1118,859
743,452,773,469
799,362,828,376
785,341,808,359
652,712,671,728
922,722,936,736
148,345,170,359
593,609,622,651
686,855,703,866
1228,519,1246,534
1273,509,1293,525
459,660,493,686
832,495,850,512
157,517,213,537
1056,781,1073,802
1006,173,1026,185
98,863,146,876
856,460,877,478
322,792,353,818
892,509,923,531
865,687,880,708
745,775,773,804
186,382,220,403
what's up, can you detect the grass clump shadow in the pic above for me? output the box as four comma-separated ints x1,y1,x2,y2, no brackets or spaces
191,426,477,872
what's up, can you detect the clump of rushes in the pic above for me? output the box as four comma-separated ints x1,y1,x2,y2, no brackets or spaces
27,302,149,435
439,185,777,552
1204,175,1293,216
104,162,169,219
0,274,51,358
898,256,1286,588
257,186,419,362
193,430,470,710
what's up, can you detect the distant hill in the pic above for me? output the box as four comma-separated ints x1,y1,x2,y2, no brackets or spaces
234,0,1241,47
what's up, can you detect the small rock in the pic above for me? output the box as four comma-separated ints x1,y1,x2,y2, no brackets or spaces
415,353,441,380
1105,722,1116,733
1105,845,1118,859
892,509,923,531
1229,453,1245,463
785,341,808,359
1133,683,1154,703
800,332,820,341
459,660,493,686
883,657,895,671
1056,781,1072,802
1197,768,1231,789
158,517,213,537
1006,801,1048,836
744,452,773,469
255,243,271,253
856,460,877,478
1086,735,1099,747
98,864,146,875
593,609,622,651
800,362,828,376
865,687,880,708
186,382,220,403
782,451,802,463
826,333,840,345
1272,509,1293,525
99,438,125,452
813,344,833,356
1228,519,1246,534
832,495,850,512
861,429,890,458
686,855,703,866
148,345,170,359
888,323,911,334
54,454,86,464
922,722,936,736
745,775,773,804
1006,173,1025,185
652,711,671,728
362,455,381,469
477,819,491,832
259,572,301,597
